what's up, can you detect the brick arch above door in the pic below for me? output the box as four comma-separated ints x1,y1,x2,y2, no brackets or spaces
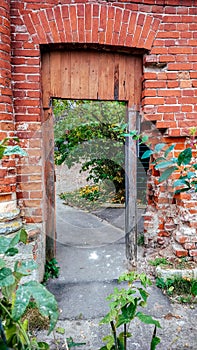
22,3,161,50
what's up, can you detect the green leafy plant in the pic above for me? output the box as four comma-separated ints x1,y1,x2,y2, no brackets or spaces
137,233,145,246
99,272,161,350
66,337,86,348
0,229,59,349
156,276,197,303
0,137,27,159
142,128,197,192
43,258,60,283
148,258,169,267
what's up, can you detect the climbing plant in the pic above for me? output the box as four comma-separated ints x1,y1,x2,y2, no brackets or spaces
142,127,197,193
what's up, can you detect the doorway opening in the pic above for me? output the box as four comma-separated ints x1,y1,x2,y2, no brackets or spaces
52,99,148,251
53,99,127,243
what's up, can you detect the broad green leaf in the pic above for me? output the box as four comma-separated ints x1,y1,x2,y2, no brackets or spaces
141,150,154,159
19,228,28,244
177,148,192,166
99,312,113,325
12,281,59,333
159,166,178,182
0,267,15,287
193,164,197,170
0,236,11,254
154,143,166,153
0,258,5,268
164,144,175,157
173,179,188,187
139,272,152,288
12,285,31,320
136,312,161,328
151,336,161,350
102,335,114,350
155,160,176,169
5,247,18,256
14,260,37,275
141,135,149,143
9,231,21,248
3,145,27,157
138,288,149,302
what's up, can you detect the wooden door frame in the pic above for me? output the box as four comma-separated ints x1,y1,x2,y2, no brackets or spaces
41,49,142,262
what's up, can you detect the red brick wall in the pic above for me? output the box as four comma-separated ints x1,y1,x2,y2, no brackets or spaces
6,0,197,259
0,0,16,202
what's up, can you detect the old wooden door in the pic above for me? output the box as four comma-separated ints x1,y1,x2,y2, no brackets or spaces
41,49,142,262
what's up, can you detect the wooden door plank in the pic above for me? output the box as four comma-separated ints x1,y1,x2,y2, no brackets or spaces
114,53,120,101
79,52,90,99
70,51,81,98
50,51,61,98
119,54,127,101
61,51,71,99
107,53,115,100
88,51,99,99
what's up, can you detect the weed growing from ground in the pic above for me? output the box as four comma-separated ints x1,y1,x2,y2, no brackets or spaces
148,258,169,267
99,271,161,350
156,276,197,303
43,258,60,283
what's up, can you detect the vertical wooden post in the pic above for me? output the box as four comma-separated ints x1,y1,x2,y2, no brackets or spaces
43,108,56,260
125,105,137,267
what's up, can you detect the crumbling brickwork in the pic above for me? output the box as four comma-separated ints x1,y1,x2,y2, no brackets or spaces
0,0,197,278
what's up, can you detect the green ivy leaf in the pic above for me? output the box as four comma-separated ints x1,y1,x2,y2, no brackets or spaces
155,160,177,169
0,267,15,287
154,143,166,153
141,150,154,159
3,145,27,157
177,148,192,166
159,166,178,182
173,179,188,187
164,144,175,157
136,312,161,328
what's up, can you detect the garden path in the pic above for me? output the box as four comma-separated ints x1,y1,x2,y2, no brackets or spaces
38,197,197,350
